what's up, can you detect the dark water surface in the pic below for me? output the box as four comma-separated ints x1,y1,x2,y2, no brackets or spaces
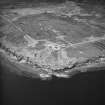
1,65,105,105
